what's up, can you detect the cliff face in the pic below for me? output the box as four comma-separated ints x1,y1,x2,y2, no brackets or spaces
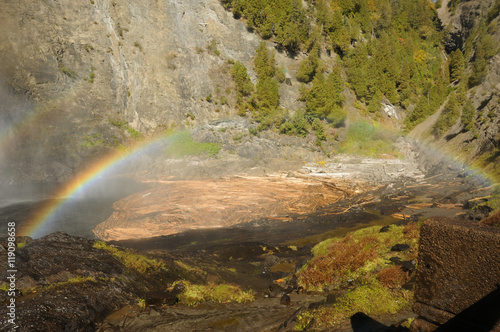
412,0,500,175
0,0,302,183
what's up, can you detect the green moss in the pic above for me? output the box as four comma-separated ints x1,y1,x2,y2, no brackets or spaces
296,281,412,330
173,281,254,306
93,241,166,274
16,242,26,248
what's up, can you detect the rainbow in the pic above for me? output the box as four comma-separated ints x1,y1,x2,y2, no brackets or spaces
19,133,171,238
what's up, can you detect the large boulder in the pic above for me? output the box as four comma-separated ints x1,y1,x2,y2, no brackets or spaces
412,217,500,331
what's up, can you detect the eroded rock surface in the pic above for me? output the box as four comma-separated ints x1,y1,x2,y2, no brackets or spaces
412,218,500,331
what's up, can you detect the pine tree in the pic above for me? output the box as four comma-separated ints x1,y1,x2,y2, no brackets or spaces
448,49,465,82
461,99,476,131
254,41,275,79
296,48,320,83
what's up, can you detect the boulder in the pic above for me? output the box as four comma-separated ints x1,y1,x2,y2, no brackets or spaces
411,217,500,331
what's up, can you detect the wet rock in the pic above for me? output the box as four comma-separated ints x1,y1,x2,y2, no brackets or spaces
280,294,291,306
391,244,410,252
380,225,391,233
400,260,416,273
389,257,402,264
0,233,180,331
308,301,324,310
267,284,287,298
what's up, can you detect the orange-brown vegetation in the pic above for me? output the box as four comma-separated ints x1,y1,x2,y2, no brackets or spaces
377,266,409,288
479,211,500,227
298,234,378,289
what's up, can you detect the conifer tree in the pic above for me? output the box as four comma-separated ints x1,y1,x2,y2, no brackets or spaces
296,48,320,83
449,49,465,82
461,98,476,131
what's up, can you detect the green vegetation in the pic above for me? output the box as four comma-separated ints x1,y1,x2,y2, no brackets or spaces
340,121,399,157
296,49,319,83
296,281,412,330
172,281,254,306
231,61,254,113
449,49,465,82
295,224,419,329
207,38,220,56
81,134,105,148
301,67,346,126
93,241,166,274
164,130,221,157
109,118,142,139
432,93,460,137
221,0,458,132
461,98,476,131
134,41,143,52
60,66,77,78
279,110,309,137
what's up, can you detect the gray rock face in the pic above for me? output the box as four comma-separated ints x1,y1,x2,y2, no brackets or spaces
0,0,303,183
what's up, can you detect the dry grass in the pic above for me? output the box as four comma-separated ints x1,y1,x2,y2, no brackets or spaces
377,266,409,288
298,234,378,289
480,211,500,227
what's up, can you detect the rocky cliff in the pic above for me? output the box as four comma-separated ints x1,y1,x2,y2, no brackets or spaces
0,0,304,184
412,0,500,176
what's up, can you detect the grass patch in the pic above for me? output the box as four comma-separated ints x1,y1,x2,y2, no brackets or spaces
172,281,254,306
93,241,166,274
165,130,221,158
339,121,399,158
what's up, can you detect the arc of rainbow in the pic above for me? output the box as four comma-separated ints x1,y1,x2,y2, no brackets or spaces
19,134,171,238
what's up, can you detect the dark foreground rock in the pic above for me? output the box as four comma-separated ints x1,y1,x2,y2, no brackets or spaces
0,233,180,332
412,218,500,331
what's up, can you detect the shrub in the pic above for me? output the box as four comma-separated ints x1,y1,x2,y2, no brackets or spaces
134,41,143,51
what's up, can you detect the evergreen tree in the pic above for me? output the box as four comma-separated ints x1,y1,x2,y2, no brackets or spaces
254,41,275,79
448,49,465,82
432,93,460,137
256,76,279,110
461,98,476,132
231,61,254,98
296,48,320,83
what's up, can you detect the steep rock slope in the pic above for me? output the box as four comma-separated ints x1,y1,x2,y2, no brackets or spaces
411,0,500,177
0,0,302,183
